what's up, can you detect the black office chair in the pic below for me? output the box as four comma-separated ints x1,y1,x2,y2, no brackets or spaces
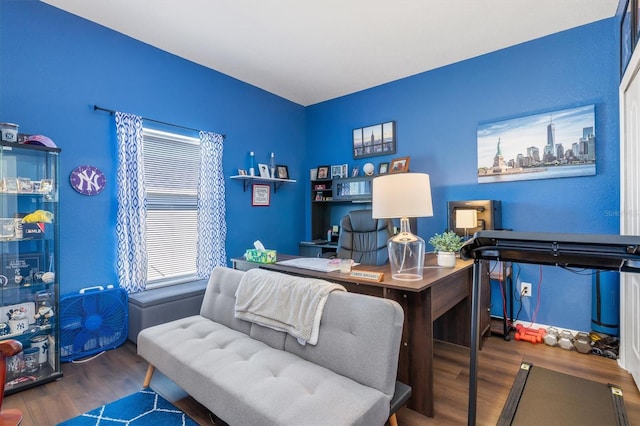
336,210,394,266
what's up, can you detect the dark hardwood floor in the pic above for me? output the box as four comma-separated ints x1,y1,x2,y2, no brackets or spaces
4,333,640,425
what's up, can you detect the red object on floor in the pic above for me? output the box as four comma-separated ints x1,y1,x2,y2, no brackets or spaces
0,339,23,426
514,324,546,344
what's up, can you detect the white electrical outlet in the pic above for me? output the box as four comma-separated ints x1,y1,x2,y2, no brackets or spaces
521,282,532,297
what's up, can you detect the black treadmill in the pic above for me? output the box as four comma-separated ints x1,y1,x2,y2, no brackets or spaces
461,230,640,425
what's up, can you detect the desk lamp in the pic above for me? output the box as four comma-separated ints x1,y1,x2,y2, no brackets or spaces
372,173,433,280
455,209,478,240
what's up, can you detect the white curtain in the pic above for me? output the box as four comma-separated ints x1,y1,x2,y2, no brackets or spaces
197,131,227,277
115,112,148,293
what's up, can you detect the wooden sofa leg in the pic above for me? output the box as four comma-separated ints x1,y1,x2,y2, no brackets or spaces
389,413,398,426
143,365,155,388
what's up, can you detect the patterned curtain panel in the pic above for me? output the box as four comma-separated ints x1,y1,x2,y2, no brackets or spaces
197,131,227,277
115,112,148,293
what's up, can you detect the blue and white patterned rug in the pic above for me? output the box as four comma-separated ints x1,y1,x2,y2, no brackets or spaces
57,389,199,426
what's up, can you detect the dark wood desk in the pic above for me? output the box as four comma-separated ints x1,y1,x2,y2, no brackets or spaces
232,254,490,418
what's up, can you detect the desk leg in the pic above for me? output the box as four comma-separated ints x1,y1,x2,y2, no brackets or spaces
385,287,434,417
468,260,482,425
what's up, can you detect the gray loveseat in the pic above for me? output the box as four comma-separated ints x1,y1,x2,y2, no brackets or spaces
137,266,405,426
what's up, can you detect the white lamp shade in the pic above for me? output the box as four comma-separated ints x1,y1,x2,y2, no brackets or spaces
456,209,477,229
372,173,433,219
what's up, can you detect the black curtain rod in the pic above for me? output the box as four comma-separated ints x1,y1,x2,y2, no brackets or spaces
93,105,226,139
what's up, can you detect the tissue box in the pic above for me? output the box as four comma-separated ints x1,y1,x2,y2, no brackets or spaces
245,249,277,264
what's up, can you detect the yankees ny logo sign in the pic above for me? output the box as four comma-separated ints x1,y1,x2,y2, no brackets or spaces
69,165,106,196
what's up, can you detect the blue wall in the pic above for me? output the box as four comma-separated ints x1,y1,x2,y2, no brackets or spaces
0,0,306,294
305,18,620,331
1,1,621,331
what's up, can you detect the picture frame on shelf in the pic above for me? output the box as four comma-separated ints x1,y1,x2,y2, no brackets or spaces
352,167,359,177
252,184,270,206
258,164,270,178
352,121,396,159
276,165,289,179
316,165,330,180
238,169,247,176
390,156,410,173
331,164,348,179
378,162,389,174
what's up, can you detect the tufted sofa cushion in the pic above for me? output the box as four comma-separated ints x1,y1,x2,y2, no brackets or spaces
138,315,389,425
137,266,404,425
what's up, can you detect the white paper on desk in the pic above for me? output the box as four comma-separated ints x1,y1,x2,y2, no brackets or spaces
277,258,341,272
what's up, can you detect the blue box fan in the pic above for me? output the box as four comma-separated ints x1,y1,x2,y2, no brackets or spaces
60,285,128,362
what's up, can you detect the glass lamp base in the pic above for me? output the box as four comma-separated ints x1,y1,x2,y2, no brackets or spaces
387,231,425,281
391,272,424,281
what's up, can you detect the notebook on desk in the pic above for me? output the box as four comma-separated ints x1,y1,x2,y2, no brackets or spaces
277,257,341,272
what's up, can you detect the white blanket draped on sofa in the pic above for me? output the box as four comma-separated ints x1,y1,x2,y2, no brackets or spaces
234,268,345,345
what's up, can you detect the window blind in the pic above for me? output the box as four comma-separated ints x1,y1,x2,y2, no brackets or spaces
143,128,200,285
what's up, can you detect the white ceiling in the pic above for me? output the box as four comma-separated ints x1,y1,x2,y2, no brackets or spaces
43,0,618,106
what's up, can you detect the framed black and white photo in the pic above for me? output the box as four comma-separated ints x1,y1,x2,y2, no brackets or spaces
378,162,389,174
258,163,270,178
353,121,396,159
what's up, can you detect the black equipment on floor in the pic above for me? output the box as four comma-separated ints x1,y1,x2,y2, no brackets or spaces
498,362,628,426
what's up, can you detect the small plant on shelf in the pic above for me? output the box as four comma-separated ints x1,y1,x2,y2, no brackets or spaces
428,231,464,252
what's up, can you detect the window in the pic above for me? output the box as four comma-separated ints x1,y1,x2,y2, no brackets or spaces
143,128,200,287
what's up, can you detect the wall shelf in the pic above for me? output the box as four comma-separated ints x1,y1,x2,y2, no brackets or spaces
230,175,296,193
309,176,374,241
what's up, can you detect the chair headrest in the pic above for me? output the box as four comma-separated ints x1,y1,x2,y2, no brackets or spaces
346,210,385,232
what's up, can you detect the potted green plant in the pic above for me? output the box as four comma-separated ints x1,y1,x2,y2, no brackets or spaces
428,231,464,267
